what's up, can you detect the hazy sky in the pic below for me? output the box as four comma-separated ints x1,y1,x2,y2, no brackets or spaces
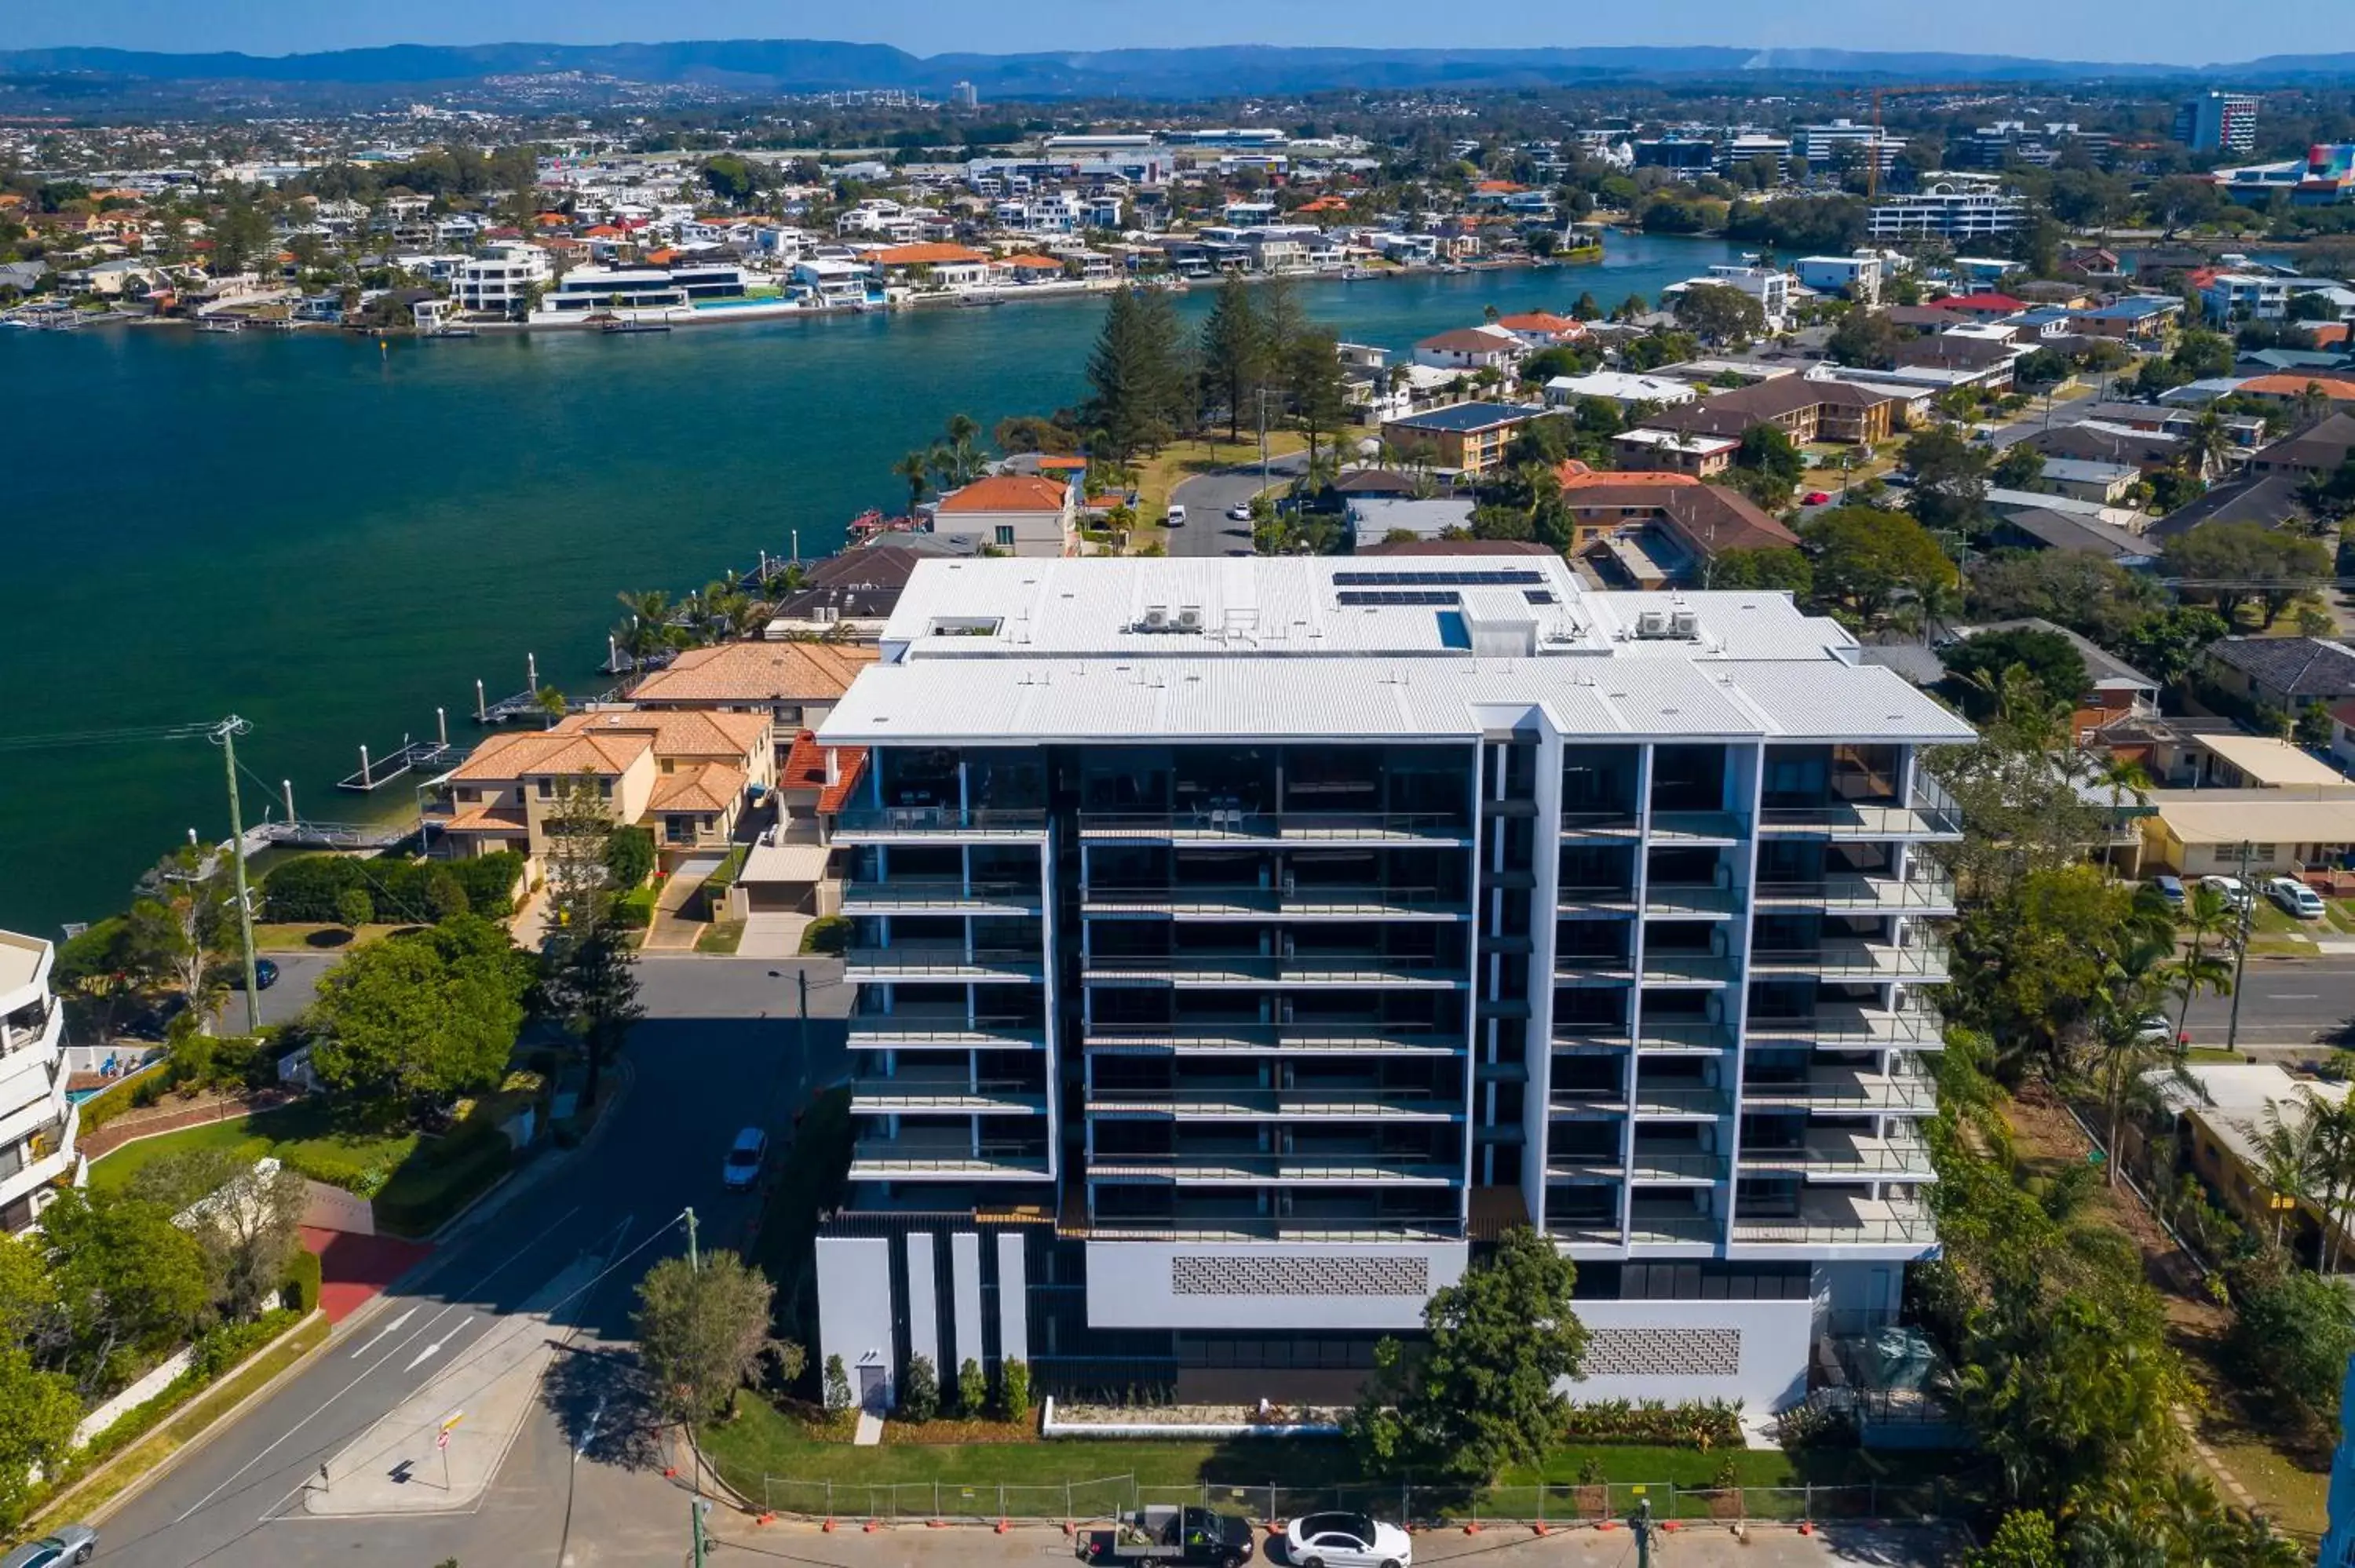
2,0,2351,63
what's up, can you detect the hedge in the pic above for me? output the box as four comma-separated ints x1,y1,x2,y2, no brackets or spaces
800,914,852,955
614,886,657,930
282,1248,323,1316
372,1129,513,1237
75,1064,170,1133
261,851,524,924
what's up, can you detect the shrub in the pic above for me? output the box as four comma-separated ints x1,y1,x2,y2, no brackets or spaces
334,888,375,929
800,915,852,956
422,867,469,921
614,886,658,931
371,1128,512,1235
76,1067,164,1133
281,1248,323,1315
1557,1398,1744,1449
957,1356,986,1416
606,826,655,888
897,1352,940,1421
1002,1358,1031,1421
824,1353,852,1411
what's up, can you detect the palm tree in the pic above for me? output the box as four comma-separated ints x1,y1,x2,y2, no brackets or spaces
534,685,568,727
2251,1099,2319,1248
2087,930,2185,1188
614,590,674,659
939,412,985,485
2086,756,2153,872
2165,948,2233,1048
2187,410,2232,480
892,450,931,512
2173,883,2239,1039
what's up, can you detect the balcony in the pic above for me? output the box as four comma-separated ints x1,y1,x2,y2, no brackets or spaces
1741,1069,1937,1114
1757,801,1962,842
1628,1212,1724,1245
1631,1083,1732,1118
848,1073,1046,1115
1747,1004,1944,1050
1646,811,1748,845
840,879,1043,916
1639,951,1736,988
1550,1146,1725,1184
1730,1192,1937,1249
1084,1088,1462,1122
1083,1024,1464,1057
848,1136,1050,1180
832,806,1049,842
1640,884,1743,919
1558,811,1643,842
1755,873,1958,915
1082,954,1466,989
1550,1020,1733,1056
848,1016,1046,1052
1087,1154,1460,1186
1081,884,1469,921
1751,942,1950,983
844,947,1045,982
1553,951,1636,984
1739,1130,1936,1180
0,1001,60,1058
1079,811,1473,847
1556,884,1638,917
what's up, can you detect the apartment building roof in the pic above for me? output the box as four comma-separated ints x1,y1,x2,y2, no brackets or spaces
1641,376,1906,439
1566,483,1800,556
824,557,1971,747
1386,401,1544,433
2207,636,2355,700
628,640,877,704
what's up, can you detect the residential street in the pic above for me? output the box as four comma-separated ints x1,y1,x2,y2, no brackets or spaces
2177,954,2355,1052
1168,452,1308,556
90,956,849,1568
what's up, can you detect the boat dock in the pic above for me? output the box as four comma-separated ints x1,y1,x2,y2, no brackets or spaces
336,710,463,791
473,655,550,725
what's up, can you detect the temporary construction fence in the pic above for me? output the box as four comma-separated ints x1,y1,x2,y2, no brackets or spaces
732,1473,1970,1529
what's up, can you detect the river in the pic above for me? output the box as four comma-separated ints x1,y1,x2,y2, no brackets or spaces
0,232,1737,935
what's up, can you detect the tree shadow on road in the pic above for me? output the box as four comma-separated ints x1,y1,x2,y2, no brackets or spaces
542,1340,666,1471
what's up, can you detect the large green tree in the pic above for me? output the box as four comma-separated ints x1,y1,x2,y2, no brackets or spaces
0,1349,78,1528
633,1249,787,1424
1348,1227,1586,1483
1799,505,1958,627
1939,626,2092,718
308,916,532,1126
1900,425,1993,535
1671,282,1766,345
1196,273,1268,441
40,1189,214,1395
1082,286,1190,461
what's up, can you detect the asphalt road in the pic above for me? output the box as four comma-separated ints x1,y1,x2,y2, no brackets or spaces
1167,452,1309,557
2178,954,2355,1056
95,955,850,1568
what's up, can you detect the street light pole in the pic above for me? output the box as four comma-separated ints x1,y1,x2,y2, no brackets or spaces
2225,840,2255,1056
211,717,263,1034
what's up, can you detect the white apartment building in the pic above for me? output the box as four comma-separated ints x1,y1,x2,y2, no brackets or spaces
1664,264,1793,330
1868,184,2028,242
1,931,78,1233
812,556,1970,1413
1795,254,1885,304
453,242,550,315
1796,120,1901,173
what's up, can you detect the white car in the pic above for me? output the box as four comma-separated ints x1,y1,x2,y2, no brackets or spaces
1285,1511,1411,1568
2198,875,2251,912
2138,1012,2177,1044
1165,504,1188,527
1227,502,1253,521
2268,876,2328,920
721,1127,769,1190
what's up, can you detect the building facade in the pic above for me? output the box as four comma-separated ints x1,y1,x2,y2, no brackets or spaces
1867,186,2027,242
812,557,1970,1413
2175,92,2259,155
1,930,78,1234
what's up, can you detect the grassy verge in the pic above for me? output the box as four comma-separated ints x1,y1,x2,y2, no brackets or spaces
250,921,407,952
2246,903,2321,956
697,920,747,954
700,1394,1944,1494
31,1313,330,1530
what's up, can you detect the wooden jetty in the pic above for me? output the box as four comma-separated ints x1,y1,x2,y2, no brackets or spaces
337,709,462,790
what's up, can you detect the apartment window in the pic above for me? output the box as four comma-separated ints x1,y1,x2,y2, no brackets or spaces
599,780,613,800
535,779,553,799
660,759,675,774
776,705,804,726
2252,844,2276,862
666,815,693,844
994,526,1017,548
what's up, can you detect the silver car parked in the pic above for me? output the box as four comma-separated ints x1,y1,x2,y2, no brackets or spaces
2,1525,97,1568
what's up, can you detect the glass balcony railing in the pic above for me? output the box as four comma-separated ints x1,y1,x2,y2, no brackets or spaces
1079,811,1473,844
844,948,1046,979
1083,954,1466,986
1731,1196,1936,1247
1640,884,1744,917
1751,942,1950,982
848,1138,1050,1176
1087,1154,1461,1185
1758,802,1962,840
1739,1132,1936,1178
1740,1072,1938,1113
841,879,1044,912
1754,873,1959,913
1747,1005,1944,1048
1646,811,1750,842
1081,884,1469,918
1085,1088,1462,1121
1640,951,1736,986
848,1076,1047,1112
848,1015,1046,1049
1557,811,1643,839
1083,1023,1465,1056
833,806,1049,837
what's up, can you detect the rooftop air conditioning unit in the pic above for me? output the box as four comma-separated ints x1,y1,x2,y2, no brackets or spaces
1636,609,1670,639
1142,604,1170,629
1670,608,1701,639
1175,604,1203,631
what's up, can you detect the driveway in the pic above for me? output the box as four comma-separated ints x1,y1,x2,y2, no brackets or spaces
1169,452,1309,557
739,911,812,959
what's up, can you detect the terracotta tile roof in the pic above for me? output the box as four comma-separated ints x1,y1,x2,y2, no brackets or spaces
552,707,770,760
1001,254,1067,270
780,730,829,793
937,475,1071,514
451,729,648,782
875,242,991,265
629,641,876,705
1495,312,1583,334
444,805,531,833
818,748,869,815
2240,374,2355,400
648,762,747,813
1567,483,1799,556
1556,460,1698,492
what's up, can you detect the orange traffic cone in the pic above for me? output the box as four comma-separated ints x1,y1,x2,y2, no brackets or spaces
996,1519,1010,1534
823,1517,835,1533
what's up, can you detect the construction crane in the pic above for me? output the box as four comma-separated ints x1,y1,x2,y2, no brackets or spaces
1860,82,2003,200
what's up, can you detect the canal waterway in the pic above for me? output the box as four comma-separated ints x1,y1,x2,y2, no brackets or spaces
0,233,1737,935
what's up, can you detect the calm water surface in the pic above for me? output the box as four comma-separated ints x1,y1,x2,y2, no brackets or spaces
0,233,1735,934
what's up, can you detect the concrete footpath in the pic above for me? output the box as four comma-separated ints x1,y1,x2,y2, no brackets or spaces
303,1253,601,1517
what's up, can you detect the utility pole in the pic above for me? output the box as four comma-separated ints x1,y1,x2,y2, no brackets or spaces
685,1206,699,1271
211,717,263,1034
1629,1498,1655,1567
2225,839,2255,1055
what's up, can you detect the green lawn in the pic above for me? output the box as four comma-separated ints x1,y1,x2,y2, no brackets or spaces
696,920,746,954
701,1395,1952,1498
87,1099,418,1195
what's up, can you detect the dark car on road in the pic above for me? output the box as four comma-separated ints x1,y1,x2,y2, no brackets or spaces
1081,1506,1254,1568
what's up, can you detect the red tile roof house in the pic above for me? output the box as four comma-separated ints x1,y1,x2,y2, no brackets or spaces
1494,311,1588,348
929,474,1079,556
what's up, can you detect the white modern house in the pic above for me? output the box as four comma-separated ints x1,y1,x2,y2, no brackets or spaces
1795,254,1886,304
1,930,78,1234
812,556,1971,1413
452,242,550,315
1545,371,1700,411
1868,184,2028,242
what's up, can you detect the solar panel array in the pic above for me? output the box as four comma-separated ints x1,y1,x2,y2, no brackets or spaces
1331,570,1547,587
1335,589,1461,606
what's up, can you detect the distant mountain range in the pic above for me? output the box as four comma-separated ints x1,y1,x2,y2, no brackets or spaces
5,38,2355,98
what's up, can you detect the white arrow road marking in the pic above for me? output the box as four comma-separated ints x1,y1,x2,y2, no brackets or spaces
404,1340,448,1372
349,1307,417,1358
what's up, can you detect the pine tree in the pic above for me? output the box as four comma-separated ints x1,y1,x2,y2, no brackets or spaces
1197,274,1267,442
1083,287,1188,461
1285,329,1353,473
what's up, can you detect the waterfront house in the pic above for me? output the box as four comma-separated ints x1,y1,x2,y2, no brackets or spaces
931,474,1079,556
440,707,774,865
0,930,77,1234
871,242,991,291
628,640,878,744
454,242,550,315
